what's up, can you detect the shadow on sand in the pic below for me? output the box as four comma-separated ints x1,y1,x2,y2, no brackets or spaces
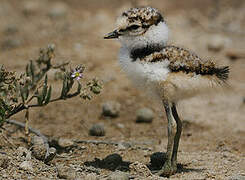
84,152,205,176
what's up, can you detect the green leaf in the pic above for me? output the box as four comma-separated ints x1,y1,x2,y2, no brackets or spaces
30,60,35,79
60,76,67,98
41,75,48,102
44,86,52,104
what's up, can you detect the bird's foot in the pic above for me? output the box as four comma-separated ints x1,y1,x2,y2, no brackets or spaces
157,162,177,177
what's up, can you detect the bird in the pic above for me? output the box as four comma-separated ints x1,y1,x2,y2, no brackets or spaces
104,7,229,177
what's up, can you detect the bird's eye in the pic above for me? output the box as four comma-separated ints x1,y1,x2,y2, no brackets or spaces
119,29,126,33
128,25,140,30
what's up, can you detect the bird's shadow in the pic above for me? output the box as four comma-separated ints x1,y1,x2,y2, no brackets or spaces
84,152,205,175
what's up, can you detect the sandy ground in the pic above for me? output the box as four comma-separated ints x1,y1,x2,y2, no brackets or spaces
0,0,245,179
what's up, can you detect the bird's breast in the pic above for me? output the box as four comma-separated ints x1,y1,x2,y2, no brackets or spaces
118,47,170,94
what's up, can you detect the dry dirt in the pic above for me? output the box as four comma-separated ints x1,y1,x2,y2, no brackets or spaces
0,0,245,179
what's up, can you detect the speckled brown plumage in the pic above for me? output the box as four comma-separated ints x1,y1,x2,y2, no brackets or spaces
122,7,164,28
140,46,229,81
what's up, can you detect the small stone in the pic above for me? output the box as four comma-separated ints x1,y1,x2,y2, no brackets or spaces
84,173,99,180
108,171,129,180
45,147,56,163
31,135,47,161
17,147,31,160
89,124,105,137
4,25,18,35
19,161,33,171
136,108,154,123
102,153,122,170
57,165,76,179
102,101,121,118
150,152,167,169
58,138,75,148
1,38,21,50
22,1,40,15
129,161,152,177
0,154,9,169
226,49,245,61
48,3,68,19
228,175,245,180
207,35,226,52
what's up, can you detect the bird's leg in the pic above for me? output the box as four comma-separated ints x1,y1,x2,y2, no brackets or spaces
158,101,177,176
171,103,182,172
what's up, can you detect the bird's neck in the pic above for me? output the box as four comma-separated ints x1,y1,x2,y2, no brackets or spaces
130,43,165,61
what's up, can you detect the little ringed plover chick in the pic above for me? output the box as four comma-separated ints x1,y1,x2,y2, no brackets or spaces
104,7,229,177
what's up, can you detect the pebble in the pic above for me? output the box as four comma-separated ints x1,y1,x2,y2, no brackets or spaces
150,152,167,169
58,138,75,149
226,49,245,61
89,123,105,136
31,135,47,161
48,3,68,19
0,154,9,169
22,1,40,15
228,175,245,180
102,153,122,170
84,173,99,180
4,25,18,35
44,147,57,163
19,161,33,171
17,147,32,160
136,108,154,123
57,165,76,179
207,35,226,52
129,161,152,177
102,101,121,118
1,38,21,50
108,171,129,180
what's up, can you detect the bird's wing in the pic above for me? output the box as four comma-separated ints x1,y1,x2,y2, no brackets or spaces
141,45,229,81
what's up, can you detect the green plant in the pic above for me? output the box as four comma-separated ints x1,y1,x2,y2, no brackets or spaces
0,44,102,128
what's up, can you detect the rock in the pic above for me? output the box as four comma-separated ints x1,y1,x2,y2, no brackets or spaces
58,138,75,149
89,123,105,137
129,161,152,177
84,173,99,180
136,108,154,123
31,135,47,161
22,1,40,16
0,154,9,169
44,147,56,163
108,171,129,180
207,35,226,52
48,3,68,19
17,147,32,160
102,101,121,118
102,153,122,170
226,49,245,61
150,152,167,169
19,161,33,171
57,165,76,179
1,38,21,50
228,175,245,180
4,25,18,35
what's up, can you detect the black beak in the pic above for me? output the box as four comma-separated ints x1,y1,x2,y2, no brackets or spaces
104,30,119,39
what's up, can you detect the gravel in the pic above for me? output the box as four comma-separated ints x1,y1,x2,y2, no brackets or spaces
57,165,76,179
108,171,129,180
58,138,75,149
31,135,47,161
102,101,121,118
89,123,106,136
19,161,33,171
136,107,154,123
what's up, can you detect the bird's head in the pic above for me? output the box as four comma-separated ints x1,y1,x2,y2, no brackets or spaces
104,7,169,50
